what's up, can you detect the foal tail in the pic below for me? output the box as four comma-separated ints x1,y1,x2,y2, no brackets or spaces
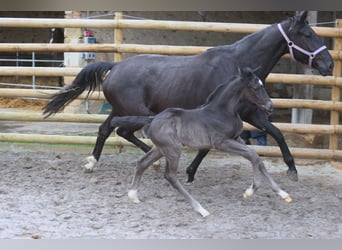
111,116,153,128
43,61,115,117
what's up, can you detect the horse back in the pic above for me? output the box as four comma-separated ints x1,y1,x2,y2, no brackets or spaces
103,50,237,115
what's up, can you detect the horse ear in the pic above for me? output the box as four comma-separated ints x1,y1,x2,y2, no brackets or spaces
299,11,308,23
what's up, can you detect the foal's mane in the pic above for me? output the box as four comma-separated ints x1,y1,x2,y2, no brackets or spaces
203,74,242,106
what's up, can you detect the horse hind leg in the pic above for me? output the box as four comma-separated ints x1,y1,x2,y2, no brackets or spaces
117,127,151,153
116,125,163,171
186,149,210,183
162,146,210,217
128,147,163,203
83,112,116,173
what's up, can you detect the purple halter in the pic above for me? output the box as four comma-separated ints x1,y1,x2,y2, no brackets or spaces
277,23,327,68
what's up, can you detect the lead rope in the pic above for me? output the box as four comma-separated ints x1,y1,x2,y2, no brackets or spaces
277,23,327,68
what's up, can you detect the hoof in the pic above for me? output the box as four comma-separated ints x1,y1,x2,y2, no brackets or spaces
194,203,210,217
186,178,195,184
185,168,195,184
152,160,161,171
243,192,250,199
186,174,195,184
284,195,292,203
82,167,94,173
199,208,210,218
286,169,298,182
278,190,292,203
128,190,141,203
82,156,97,173
243,187,254,199
185,180,194,186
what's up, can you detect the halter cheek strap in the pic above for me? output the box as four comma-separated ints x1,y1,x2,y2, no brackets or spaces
277,23,327,68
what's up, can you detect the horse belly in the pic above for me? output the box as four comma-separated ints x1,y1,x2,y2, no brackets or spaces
177,123,212,149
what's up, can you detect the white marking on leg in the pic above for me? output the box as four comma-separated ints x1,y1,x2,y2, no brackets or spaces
278,190,292,203
197,206,210,217
243,184,254,199
83,156,97,173
152,160,161,171
192,200,210,217
128,189,140,203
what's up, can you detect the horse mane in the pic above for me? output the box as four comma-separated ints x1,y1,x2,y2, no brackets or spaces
202,74,241,106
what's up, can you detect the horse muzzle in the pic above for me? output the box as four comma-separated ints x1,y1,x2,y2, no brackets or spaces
317,60,334,76
263,101,274,115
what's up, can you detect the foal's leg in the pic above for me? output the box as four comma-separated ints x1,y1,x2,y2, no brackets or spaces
128,147,163,203
162,146,210,217
83,112,116,173
242,107,298,181
215,138,291,202
186,149,210,183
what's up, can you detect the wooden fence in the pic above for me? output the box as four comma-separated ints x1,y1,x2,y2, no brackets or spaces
0,13,341,166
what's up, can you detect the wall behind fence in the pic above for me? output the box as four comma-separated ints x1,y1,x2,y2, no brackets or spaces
0,13,341,166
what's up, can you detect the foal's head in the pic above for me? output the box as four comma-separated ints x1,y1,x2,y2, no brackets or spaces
240,67,274,114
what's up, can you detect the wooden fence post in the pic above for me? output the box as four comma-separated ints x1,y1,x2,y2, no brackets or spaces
114,12,123,62
331,19,342,169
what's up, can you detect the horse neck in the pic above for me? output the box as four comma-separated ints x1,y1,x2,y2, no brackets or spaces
204,78,246,115
233,22,289,81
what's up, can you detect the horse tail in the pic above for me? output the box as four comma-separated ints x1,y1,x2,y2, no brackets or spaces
43,61,115,117
111,116,154,128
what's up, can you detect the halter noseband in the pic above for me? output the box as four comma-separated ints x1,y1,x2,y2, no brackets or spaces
277,23,327,68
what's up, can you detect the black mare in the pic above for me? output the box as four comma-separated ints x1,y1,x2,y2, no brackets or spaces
49,28,65,87
43,11,333,182
110,67,291,217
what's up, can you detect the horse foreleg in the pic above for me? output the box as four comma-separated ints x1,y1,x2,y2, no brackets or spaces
244,108,298,181
257,161,292,203
84,114,115,173
262,121,298,181
185,149,210,183
215,138,291,202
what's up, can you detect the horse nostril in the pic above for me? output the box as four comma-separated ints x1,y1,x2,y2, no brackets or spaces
330,62,334,71
266,102,274,114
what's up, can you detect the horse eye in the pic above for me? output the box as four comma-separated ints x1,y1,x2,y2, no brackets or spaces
304,31,312,38
300,28,312,38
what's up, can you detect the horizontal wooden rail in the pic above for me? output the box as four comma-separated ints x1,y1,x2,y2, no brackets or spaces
0,132,152,148
0,88,105,100
0,18,340,38
273,99,342,111
0,111,107,123
243,122,342,134
1,88,342,111
0,67,80,77
0,43,341,61
249,145,342,160
1,111,342,135
0,132,341,160
0,43,209,55
1,68,342,88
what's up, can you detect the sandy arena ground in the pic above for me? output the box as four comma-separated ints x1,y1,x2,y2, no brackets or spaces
0,140,341,239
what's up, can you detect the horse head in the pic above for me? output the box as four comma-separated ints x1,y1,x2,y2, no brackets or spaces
279,11,334,76
240,67,274,115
